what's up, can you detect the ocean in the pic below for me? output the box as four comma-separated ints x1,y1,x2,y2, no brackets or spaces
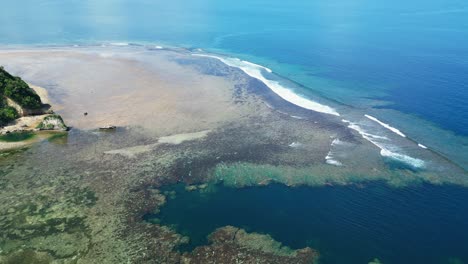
1,0,468,263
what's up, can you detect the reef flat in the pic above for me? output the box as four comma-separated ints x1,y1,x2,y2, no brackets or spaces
0,45,466,263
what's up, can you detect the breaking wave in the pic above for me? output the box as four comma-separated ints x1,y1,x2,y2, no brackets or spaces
193,54,340,116
342,119,425,168
325,139,345,166
192,52,428,170
365,114,406,137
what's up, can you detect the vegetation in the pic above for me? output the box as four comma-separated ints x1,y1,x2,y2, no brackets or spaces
0,104,19,125
0,131,35,142
36,114,68,131
0,66,42,110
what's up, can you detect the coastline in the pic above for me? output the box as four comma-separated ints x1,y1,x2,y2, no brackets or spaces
0,45,466,179
0,83,65,151
0,44,466,170
0,44,467,263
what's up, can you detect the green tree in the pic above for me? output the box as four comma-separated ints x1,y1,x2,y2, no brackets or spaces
0,67,42,109
0,106,19,125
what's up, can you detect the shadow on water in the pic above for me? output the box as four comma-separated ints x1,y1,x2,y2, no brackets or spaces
145,182,468,264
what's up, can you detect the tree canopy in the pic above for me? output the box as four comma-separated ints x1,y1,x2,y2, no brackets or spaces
0,67,42,109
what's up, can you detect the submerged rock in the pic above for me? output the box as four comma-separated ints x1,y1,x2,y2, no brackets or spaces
181,226,319,264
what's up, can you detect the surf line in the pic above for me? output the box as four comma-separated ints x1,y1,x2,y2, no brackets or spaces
365,114,406,138
193,53,340,117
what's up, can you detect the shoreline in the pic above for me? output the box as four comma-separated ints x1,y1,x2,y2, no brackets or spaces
0,44,465,164
0,45,466,175
0,83,65,151
0,45,467,264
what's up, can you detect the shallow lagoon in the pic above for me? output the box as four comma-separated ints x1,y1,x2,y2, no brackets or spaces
148,182,468,264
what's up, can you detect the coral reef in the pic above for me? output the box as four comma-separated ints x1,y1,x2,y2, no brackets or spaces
181,226,318,264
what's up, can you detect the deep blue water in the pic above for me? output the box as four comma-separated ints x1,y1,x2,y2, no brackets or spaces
147,183,468,264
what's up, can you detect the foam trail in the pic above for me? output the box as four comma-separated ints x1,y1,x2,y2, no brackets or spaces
418,143,428,149
365,115,406,137
380,149,426,168
342,119,425,168
325,157,343,166
194,54,340,116
325,139,344,166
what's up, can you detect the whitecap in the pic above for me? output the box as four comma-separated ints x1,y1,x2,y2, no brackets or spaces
193,54,340,116
342,119,425,168
365,114,406,137
380,149,425,168
418,143,428,149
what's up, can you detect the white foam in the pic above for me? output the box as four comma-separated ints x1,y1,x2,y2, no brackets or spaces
380,149,426,168
194,54,340,116
418,143,428,149
241,60,273,73
110,42,129,46
325,150,343,166
325,139,346,166
155,46,163,49
342,119,425,168
326,157,343,166
291,115,304,120
365,114,406,138
331,138,347,146
289,142,303,148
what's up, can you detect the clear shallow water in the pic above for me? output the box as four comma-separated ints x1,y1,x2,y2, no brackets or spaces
147,183,468,264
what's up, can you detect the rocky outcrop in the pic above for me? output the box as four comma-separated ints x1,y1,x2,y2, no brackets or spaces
36,114,68,131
